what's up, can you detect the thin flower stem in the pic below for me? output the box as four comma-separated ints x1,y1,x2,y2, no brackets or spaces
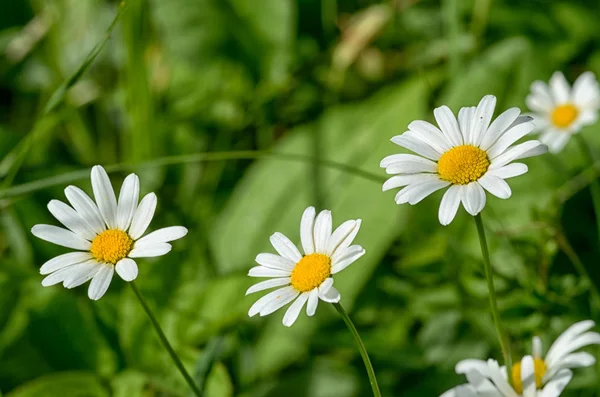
474,214,514,385
575,134,600,243
333,302,381,397
130,282,202,397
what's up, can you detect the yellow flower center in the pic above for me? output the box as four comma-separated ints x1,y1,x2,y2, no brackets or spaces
290,253,331,292
512,358,547,394
90,229,133,264
551,104,578,128
437,145,490,185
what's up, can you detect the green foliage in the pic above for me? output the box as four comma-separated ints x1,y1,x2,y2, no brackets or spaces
2,0,600,396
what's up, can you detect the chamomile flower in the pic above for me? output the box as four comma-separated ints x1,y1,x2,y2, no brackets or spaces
381,95,547,226
526,71,600,153
31,165,188,300
442,320,600,397
246,206,364,327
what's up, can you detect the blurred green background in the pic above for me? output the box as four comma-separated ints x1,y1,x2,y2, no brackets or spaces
2,0,600,396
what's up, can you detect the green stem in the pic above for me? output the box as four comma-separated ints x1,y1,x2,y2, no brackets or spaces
333,302,381,397
575,135,600,244
0,150,386,200
473,214,513,385
130,282,202,397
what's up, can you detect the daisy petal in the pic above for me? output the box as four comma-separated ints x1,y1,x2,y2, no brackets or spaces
115,258,138,281
434,105,463,146
40,252,92,275
270,232,302,262
246,277,291,295
300,206,316,255
458,106,476,144
489,140,543,169
541,369,572,397
128,242,172,258
327,220,356,257
438,185,461,226
306,289,319,316
63,260,102,289
47,200,97,241
480,107,521,150
407,180,449,205
248,266,291,278
259,287,299,316
128,193,157,240
331,245,365,274
135,226,188,245
116,174,140,230
478,174,511,199
31,224,92,250
313,210,332,254
319,286,340,303
487,121,536,159
91,165,118,229
469,95,496,146
255,253,295,271
521,355,536,396
383,157,438,174
487,163,528,179
42,265,79,286
88,264,114,300
382,174,439,192
64,186,105,234
461,183,486,216
408,120,452,151
282,293,310,327
550,72,571,104
390,134,441,161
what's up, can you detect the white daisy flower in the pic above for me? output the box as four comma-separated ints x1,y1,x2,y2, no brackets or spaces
380,95,547,226
31,165,188,300
526,71,600,153
442,320,600,396
246,206,365,327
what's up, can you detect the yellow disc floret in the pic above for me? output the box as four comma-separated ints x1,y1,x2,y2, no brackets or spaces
437,145,490,185
290,253,332,292
512,358,547,393
551,104,578,128
90,229,133,264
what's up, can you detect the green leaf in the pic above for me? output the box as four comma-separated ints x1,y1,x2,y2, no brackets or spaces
205,362,234,397
5,372,108,397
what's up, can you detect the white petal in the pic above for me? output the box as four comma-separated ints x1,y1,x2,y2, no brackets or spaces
390,134,441,161
455,359,490,376
128,193,157,240
514,141,548,159
116,174,140,230
318,278,334,294
248,266,291,278
545,352,595,381
306,289,319,316
438,185,461,226
520,355,536,396
282,293,310,327
327,220,357,257
480,107,521,150
319,286,340,303
247,286,297,317
270,232,302,262
135,226,188,245
397,180,449,205
88,264,114,300
487,359,518,397
47,200,97,241
115,258,138,281
383,157,438,174
63,260,102,289
401,130,445,155
434,105,463,146
458,106,475,144
469,95,496,146
40,252,92,275
461,183,486,216
533,336,543,358
128,242,172,258
382,174,439,192
64,186,105,234
300,206,316,255
31,224,92,250
545,320,596,365
487,163,528,179
313,210,332,254
331,246,365,274
478,174,511,199
489,140,543,169
547,332,600,368
42,265,78,286
541,130,570,154
550,72,571,104
91,165,118,229
573,72,600,107
541,369,572,397
408,120,452,150
246,277,291,295
255,253,295,271
486,121,536,159
528,81,554,111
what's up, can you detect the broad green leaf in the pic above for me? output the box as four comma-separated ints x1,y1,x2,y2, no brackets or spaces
5,372,108,397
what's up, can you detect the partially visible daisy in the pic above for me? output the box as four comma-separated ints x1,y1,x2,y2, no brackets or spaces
246,206,365,327
381,95,547,225
32,165,188,300
526,71,600,153
442,320,600,396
